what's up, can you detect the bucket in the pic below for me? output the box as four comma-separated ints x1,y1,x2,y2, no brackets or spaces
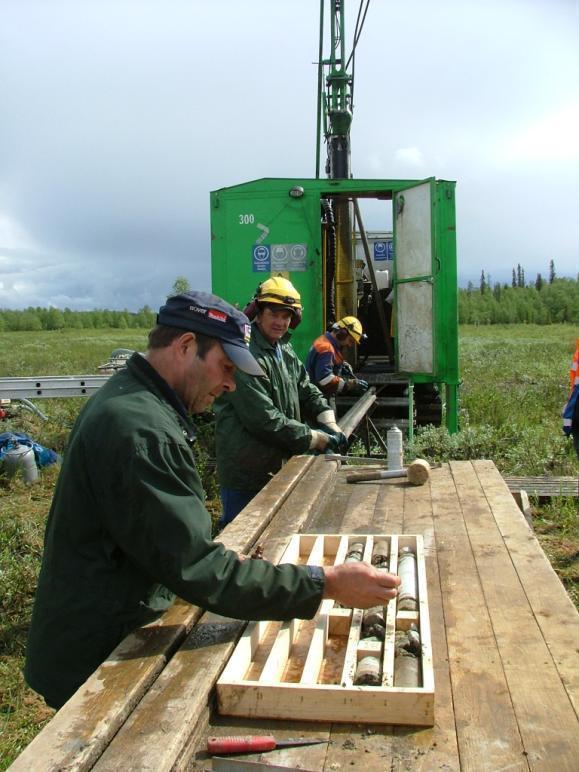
3,444,39,483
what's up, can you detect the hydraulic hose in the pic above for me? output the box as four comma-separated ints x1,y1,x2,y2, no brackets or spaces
321,198,336,324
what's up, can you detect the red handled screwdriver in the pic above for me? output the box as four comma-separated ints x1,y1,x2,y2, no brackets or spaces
207,735,327,755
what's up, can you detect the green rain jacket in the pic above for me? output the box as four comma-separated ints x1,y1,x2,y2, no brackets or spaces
215,324,329,492
25,354,324,709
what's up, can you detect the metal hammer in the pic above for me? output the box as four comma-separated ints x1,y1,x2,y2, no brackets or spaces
346,458,431,486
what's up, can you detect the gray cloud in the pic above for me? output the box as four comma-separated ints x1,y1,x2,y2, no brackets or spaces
1,0,577,310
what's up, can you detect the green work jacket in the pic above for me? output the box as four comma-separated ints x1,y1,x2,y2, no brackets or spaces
25,354,324,709
214,324,329,492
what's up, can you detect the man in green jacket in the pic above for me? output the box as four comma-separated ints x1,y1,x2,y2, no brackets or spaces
215,277,346,526
25,291,399,710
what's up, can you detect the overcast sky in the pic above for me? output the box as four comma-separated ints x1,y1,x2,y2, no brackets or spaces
1,0,578,311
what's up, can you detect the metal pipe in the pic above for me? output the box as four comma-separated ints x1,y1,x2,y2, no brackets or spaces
315,0,324,178
337,387,376,438
352,199,392,356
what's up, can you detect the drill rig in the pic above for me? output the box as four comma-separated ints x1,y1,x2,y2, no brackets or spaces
211,0,459,440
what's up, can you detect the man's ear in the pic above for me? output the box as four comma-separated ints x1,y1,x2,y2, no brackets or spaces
175,331,197,357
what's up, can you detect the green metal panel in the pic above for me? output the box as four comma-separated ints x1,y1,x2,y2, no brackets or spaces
394,179,436,375
211,179,325,360
210,177,459,414
392,178,459,432
433,180,459,387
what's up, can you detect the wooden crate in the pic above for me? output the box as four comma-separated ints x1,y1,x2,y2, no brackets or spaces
216,533,434,726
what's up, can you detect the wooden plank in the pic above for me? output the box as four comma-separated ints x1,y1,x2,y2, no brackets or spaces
451,460,579,769
92,613,246,772
322,725,398,771
259,618,300,683
307,464,353,533
339,484,381,534
300,536,349,685
433,462,527,770
218,620,271,684
382,534,398,687
414,535,433,692
215,682,434,726
327,607,352,636
469,461,579,761
474,460,579,716
503,475,578,498
339,606,364,688
225,455,318,552
370,478,405,532
7,598,201,772
391,468,460,772
92,457,341,772
257,537,328,684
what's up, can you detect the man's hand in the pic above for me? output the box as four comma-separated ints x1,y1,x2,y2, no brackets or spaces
322,429,348,454
322,561,400,608
345,379,369,396
341,362,355,379
310,429,332,452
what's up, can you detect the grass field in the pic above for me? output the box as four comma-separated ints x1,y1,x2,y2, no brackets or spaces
0,324,577,768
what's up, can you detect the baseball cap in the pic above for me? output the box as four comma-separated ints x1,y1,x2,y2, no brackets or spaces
157,291,265,377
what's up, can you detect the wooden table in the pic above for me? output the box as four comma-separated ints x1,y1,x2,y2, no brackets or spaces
10,459,579,771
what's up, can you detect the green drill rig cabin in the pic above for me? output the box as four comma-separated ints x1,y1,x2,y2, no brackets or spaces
211,0,459,442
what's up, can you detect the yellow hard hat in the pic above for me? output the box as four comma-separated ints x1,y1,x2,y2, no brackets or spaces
256,276,302,312
335,316,364,344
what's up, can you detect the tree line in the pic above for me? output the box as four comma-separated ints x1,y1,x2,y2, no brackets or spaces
1,269,578,331
459,277,579,325
0,306,156,332
0,278,188,332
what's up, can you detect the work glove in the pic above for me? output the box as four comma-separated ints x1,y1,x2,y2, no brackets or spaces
316,409,349,454
345,378,369,396
309,429,333,452
324,429,349,455
309,429,348,455
341,362,355,379
316,408,341,435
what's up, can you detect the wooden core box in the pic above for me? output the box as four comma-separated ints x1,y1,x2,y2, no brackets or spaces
216,534,434,726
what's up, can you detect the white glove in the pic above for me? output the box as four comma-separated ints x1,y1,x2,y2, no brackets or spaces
316,409,340,434
309,429,331,451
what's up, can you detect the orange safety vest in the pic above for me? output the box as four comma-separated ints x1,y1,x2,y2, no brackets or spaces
563,338,579,436
569,338,579,393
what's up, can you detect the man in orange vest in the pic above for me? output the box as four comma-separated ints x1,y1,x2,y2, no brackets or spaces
305,316,369,397
562,338,579,458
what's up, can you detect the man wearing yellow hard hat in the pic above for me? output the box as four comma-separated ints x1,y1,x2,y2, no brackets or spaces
215,277,346,525
305,316,369,397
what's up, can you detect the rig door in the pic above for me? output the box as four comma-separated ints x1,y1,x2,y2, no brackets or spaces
393,180,435,375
